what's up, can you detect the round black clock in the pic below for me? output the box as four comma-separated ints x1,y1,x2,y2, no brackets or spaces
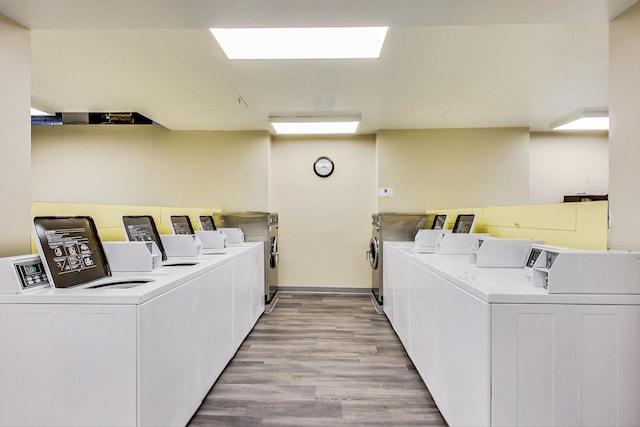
313,156,334,178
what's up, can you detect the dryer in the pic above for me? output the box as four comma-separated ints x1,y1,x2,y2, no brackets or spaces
368,213,428,311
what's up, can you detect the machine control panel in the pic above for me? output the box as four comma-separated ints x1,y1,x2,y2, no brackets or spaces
469,237,543,268
530,248,640,294
0,254,51,293
15,259,50,290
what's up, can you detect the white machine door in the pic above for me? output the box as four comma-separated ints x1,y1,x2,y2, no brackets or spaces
368,237,379,269
269,236,279,269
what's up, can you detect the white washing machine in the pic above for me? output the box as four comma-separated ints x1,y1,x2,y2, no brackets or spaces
0,218,263,427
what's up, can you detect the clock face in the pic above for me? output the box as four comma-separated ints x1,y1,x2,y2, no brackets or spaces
313,156,334,178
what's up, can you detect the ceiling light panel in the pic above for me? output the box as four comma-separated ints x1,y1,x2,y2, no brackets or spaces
271,121,359,135
551,112,609,131
553,117,609,131
210,27,388,60
30,107,53,116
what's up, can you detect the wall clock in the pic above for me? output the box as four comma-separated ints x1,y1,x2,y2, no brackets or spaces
313,156,334,178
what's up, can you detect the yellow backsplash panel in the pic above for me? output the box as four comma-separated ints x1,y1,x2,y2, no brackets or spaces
427,201,607,250
30,202,222,253
30,201,607,254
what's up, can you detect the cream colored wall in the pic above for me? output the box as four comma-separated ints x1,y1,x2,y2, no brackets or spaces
529,132,609,203
31,126,270,211
609,2,640,250
0,14,31,256
270,135,376,288
377,128,530,211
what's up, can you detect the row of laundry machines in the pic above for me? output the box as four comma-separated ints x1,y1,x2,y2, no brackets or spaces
367,212,475,312
0,212,272,427
152,210,281,311
128,210,281,310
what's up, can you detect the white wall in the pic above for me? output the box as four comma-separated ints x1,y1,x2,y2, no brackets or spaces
609,2,640,250
0,14,31,256
377,128,530,211
270,136,376,288
31,126,270,211
529,132,609,203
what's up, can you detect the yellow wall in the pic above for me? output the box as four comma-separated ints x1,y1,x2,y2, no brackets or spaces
31,200,608,258
30,201,221,253
31,125,270,211
609,2,640,250
428,201,608,250
377,128,530,211
0,14,31,256
270,135,377,288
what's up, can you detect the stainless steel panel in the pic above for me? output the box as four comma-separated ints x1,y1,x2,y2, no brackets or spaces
215,212,279,304
370,213,428,305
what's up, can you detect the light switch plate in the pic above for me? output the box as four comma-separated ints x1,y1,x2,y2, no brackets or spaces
378,187,394,197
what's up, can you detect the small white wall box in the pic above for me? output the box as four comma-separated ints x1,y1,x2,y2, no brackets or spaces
415,229,450,248
220,228,244,244
531,248,640,293
195,230,227,249
103,241,162,272
160,234,203,257
0,254,51,293
437,233,488,255
469,237,544,268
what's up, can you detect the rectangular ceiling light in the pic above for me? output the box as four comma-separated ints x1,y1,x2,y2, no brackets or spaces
270,120,359,135
30,107,54,116
551,112,609,131
210,27,388,60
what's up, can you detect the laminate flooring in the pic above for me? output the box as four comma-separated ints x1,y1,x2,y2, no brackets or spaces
188,293,448,426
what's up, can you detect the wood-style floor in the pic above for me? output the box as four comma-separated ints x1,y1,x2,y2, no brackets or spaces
188,293,448,426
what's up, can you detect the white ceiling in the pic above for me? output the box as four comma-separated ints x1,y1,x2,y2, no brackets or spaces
0,0,637,133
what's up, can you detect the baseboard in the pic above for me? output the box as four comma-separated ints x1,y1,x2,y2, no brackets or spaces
370,294,384,314
277,286,372,295
264,292,279,313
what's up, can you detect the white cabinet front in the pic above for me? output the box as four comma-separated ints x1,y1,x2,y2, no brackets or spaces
393,252,412,351
409,259,491,427
0,304,137,427
139,263,235,427
384,242,640,427
382,244,396,322
492,303,640,427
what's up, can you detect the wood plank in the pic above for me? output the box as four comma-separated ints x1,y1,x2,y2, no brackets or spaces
188,293,448,426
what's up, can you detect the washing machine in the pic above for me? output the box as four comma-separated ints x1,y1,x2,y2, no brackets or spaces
215,212,279,311
368,213,428,310
0,218,264,427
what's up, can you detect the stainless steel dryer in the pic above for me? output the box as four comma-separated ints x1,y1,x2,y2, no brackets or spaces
215,212,279,312
368,213,428,311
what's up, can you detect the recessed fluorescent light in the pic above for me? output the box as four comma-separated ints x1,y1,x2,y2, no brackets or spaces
210,27,388,60
553,117,609,131
271,120,359,135
30,107,54,116
551,112,609,131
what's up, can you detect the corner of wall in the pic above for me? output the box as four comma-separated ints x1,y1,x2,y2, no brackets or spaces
0,14,31,256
